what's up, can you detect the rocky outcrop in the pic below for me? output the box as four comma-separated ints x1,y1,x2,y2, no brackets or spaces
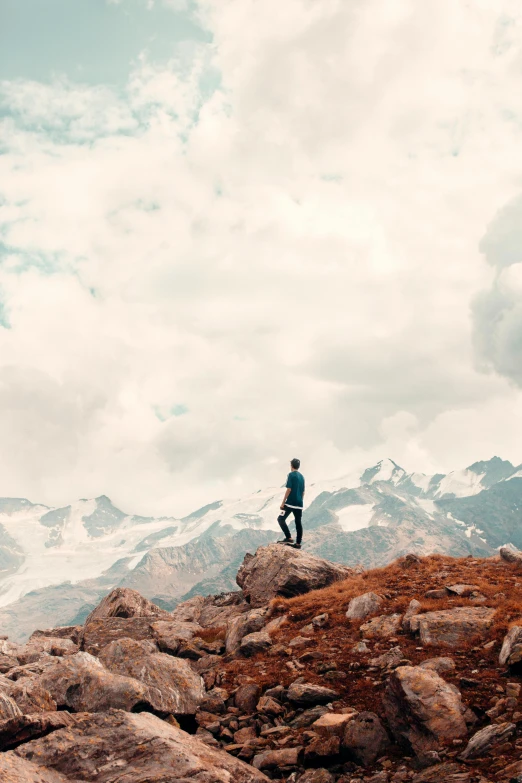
236,544,352,607
1,679,56,714
36,652,155,713
383,665,467,754
84,587,168,624
0,691,22,720
11,710,269,782
409,607,496,647
99,638,205,714
82,615,163,655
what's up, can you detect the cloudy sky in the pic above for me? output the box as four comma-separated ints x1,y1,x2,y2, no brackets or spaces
1,0,522,516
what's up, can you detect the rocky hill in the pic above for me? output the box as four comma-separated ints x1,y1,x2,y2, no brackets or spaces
2,543,522,781
1,456,522,641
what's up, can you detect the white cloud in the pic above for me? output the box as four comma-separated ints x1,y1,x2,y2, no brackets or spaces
1,0,522,515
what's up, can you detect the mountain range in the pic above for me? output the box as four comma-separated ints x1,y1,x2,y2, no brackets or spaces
0,455,520,641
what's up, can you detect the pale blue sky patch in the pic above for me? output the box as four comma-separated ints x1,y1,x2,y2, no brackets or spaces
154,404,189,422
0,0,210,87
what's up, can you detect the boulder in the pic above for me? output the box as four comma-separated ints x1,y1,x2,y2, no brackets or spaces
402,599,422,632
346,592,383,620
0,711,75,752
359,614,402,639
290,706,329,728
0,754,71,783
11,709,269,782
500,544,522,566
236,544,352,607
409,607,496,647
256,696,284,715
383,665,467,754
82,616,159,655
499,625,522,667
240,631,272,657
37,651,154,713
99,637,205,714
85,587,169,624
341,711,390,766
459,722,516,760
252,746,303,770
287,682,338,706
226,608,269,654
235,682,261,713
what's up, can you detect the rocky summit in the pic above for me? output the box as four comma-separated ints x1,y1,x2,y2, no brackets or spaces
2,455,522,644
2,542,522,781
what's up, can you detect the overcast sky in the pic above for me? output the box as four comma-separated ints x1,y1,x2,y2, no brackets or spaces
0,0,522,516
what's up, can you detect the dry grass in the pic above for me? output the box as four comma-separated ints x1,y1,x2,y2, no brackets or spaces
197,625,226,642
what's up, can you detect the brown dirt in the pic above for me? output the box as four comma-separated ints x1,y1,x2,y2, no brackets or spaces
217,554,522,779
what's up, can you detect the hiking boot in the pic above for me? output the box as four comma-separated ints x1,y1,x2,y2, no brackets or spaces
291,543,302,549
277,538,293,544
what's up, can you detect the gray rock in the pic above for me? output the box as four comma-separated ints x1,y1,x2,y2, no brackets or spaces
346,592,383,620
360,614,402,639
459,721,515,760
500,625,522,667
410,607,496,648
252,746,303,770
12,710,269,782
402,599,422,632
287,681,338,705
290,705,329,728
37,651,155,713
383,665,467,755
341,711,390,765
85,587,168,624
226,608,269,654
236,544,352,607
239,631,272,657
99,637,205,714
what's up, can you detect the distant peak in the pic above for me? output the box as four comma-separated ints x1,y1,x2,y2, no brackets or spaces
360,458,405,485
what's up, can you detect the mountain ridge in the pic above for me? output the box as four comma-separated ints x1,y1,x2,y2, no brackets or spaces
0,455,521,641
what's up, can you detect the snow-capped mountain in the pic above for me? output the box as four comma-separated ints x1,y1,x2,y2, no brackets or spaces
0,456,520,641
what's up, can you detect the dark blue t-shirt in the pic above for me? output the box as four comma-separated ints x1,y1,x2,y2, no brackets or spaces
286,471,305,508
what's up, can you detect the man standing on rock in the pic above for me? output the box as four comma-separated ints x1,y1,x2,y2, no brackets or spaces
277,458,305,549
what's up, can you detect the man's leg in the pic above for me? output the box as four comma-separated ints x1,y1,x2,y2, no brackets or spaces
292,509,303,547
277,507,293,542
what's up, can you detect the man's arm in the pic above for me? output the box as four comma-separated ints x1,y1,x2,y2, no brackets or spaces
281,487,291,509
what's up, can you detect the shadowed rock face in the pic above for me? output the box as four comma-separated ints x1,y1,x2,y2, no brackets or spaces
11,710,269,782
236,544,353,607
98,638,205,715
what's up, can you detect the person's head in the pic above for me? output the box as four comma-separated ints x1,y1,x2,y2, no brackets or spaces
290,458,300,471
